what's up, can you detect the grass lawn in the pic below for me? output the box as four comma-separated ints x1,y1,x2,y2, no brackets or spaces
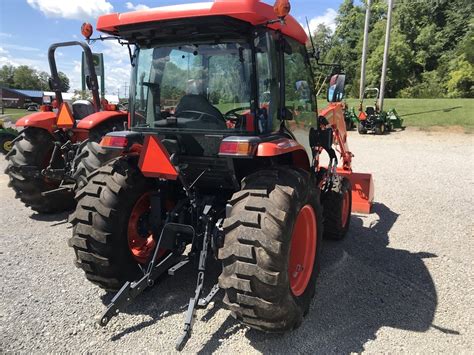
2,99,472,132
318,98,474,132
1,108,31,122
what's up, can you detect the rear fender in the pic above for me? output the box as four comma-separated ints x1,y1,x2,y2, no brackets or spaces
257,138,310,171
76,111,127,130
15,112,57,133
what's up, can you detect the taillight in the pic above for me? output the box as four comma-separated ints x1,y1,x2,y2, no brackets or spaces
100,136,128,148
218,137,258,157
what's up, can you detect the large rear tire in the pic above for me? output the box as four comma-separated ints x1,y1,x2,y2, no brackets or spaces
218,167,322,331
69,157,158,290
71,119,125,190
5,127,75,213
321,176,352,240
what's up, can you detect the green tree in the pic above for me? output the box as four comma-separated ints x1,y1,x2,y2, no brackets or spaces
38,71,50,90
0,65,15,87
58,72,70,92
13,65,42,90
446,54,474,98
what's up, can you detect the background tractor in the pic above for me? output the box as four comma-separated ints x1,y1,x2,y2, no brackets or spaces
68,0,373,350
0,119,18,154
5,41,127,213
357,87,405,134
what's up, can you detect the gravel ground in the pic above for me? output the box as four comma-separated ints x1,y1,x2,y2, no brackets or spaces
0,128,473,353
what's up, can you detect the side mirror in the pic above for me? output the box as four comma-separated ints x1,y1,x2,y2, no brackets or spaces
327,74,346,102
282,107,294,120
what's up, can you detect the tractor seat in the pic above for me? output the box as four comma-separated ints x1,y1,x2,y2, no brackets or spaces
72,100,95,120
175,94,224,121
365,106,376,116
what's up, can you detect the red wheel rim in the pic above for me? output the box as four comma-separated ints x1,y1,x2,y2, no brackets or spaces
288,204,317,297
127,192,157,264
341,190,350,228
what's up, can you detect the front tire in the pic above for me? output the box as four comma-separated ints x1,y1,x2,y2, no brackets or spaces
218,168,322,331
375,123,385,135
321,176,352,240
358,122,367,134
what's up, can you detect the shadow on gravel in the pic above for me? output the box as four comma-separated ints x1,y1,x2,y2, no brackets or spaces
29,211,70,223
244,202,452,354
97,203,457,353
101,257,236,343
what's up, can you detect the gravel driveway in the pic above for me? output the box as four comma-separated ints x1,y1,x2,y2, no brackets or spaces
1,128,473,353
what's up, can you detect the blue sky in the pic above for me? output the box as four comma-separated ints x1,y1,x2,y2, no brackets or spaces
0,0,343,95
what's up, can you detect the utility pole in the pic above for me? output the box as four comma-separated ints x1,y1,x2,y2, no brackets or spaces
379,0,394,112
359,0,371,102
123,82,129,99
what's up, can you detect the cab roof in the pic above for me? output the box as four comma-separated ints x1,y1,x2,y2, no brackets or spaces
96,0,308,44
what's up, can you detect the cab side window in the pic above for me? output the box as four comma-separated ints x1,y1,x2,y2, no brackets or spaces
255,33,279,133
283,38,316,128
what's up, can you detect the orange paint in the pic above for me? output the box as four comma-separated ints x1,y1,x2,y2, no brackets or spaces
96,0,308,45
76,111,127,130
257,138,304,156
56,103,75,128
138,135,178,180
336,168,374,214
16,112,57,132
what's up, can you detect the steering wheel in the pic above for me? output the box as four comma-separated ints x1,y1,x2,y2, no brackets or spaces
177,110,226,123
224,107,250,122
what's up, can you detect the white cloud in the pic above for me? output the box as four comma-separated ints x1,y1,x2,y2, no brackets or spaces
0,38,130,95
2,43,40,52
26,0,114,20
0,54,48,71
59,41,131,94
306,8,337,34
125,2,150,11
96,41,131,95
0,32,12,38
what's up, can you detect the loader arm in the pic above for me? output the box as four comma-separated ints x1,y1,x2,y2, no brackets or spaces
319,101,374,214
319,101,352,171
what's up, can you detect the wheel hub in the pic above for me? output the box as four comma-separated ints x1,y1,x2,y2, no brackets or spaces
341,190,350,228
3,140,13,152
288,204,317,297
127,192,156,263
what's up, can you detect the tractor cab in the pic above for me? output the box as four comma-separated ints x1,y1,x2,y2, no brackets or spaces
97,1,317,189
123,19,314,139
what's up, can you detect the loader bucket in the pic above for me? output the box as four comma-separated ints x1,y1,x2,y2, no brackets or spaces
337,169,374,214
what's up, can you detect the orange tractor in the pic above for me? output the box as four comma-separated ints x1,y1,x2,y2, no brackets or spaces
68,0,373,350
5,41,127,213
